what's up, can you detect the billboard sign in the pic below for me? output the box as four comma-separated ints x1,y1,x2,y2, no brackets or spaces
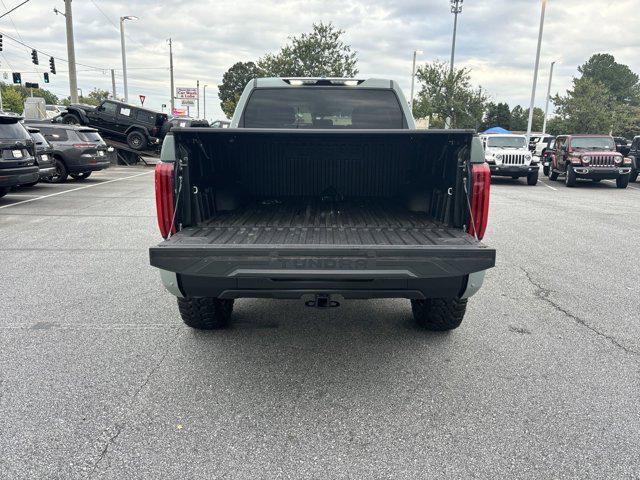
176,87,198,99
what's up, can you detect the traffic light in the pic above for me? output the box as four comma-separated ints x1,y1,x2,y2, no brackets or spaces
49,57,56,74
12,72,21,84
0,34,3,52
31,49,38,65
43,72,49,83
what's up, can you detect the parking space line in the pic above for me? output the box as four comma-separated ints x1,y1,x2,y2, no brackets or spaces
539,180,558,191
0,171,152,210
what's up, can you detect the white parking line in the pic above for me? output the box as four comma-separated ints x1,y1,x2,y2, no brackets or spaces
539,180,558,191
0,171,152,210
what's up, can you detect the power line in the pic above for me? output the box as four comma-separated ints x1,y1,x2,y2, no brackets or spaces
0,0,29,20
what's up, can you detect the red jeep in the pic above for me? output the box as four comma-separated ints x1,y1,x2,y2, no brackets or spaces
549,135,632,188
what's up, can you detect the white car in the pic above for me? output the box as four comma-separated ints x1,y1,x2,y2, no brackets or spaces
480,133,540,185
45,105,67,120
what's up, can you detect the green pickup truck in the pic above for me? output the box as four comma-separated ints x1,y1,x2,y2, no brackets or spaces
149,78,495,331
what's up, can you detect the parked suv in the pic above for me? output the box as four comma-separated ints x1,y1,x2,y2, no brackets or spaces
480,133,539,185
61,100,169,151
23,126,56,185
549,134,632,188
0,113,39,197
28,123,110,183
540,137,556,176
627,136,639,183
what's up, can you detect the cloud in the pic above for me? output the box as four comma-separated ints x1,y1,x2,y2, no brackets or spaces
0,0,636,120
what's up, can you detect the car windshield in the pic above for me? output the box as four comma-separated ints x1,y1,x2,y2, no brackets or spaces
571,137,615,150
486,136,526,149
242,88,405,129
0,119,31,140
77,131,103,142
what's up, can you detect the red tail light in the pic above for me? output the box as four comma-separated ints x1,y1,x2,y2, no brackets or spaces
468,163,491,240
155,162,176,238
73,143,94,149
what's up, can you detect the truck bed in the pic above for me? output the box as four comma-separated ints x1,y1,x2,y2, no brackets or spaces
163,199,478,247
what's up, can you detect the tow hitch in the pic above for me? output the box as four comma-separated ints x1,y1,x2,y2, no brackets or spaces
305,294,340,309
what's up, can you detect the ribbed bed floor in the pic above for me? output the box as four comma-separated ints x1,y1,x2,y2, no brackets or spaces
165,199,478,247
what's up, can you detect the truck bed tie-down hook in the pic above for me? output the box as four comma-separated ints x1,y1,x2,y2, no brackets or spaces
305,294,340,309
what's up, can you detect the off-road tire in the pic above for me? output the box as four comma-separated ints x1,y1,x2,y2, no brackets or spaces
0,186,9,198
49,159,68,183
549,168,558,181
629,171,638,183
616,174,629,189
126,130,148,151
411,297,467,331
543,165,549,176
62,113,81,125
177,297,234,330
527,171,539,186
70,172,92,181
565,165,577,187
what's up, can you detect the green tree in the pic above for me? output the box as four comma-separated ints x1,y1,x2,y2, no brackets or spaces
61,88,110,106
1,86,24,113
482,102,511,130
218,61,263,118
1,82,59,112
509,105,544,131
258,22,358,78
412,61,488,129
552,77,615,134
578,54,640,105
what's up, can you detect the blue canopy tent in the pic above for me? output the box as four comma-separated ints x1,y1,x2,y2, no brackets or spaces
483,127,512,134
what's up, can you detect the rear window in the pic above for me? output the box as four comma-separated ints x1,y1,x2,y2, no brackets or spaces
40,128,69,141
77,131,103,142
0,120,31,140
30,132,48,146
242,88,405,129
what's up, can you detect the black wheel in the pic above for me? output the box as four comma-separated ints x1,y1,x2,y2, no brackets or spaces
565,165,577,187
616,174,629,189
126,130,148,151
543,165,549,176
411,297,467,331
630,171,638,183
549,168,559,181
70,172,92,181
62,113,81,125
177,297,234,330
49,159,68,183
0,186,9,198
527,171,539,186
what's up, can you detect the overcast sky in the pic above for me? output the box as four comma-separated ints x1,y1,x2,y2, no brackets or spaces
0,0,637,120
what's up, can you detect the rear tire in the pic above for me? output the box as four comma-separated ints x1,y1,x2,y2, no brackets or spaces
543,165,549,176
62,113,81,125
177,297,234,330
616,174,630,189
0,186,9,198
565,165,577,187
549,168,558,181
630,171,638,183
527,171,539,186
70,172,92,181
126,130,148,151
49,159,68,183
411,297,467,331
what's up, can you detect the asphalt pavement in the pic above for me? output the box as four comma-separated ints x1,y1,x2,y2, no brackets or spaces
0,167,639,479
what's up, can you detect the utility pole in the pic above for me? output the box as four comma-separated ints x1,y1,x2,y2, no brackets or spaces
526,0,547,143
120,17,128,103
168,38,175,115
196,79,200,118
111,69,116,100
446,0,463,129
203,84,208,120
63,0,78,103
542,61,555,135
409,50,422,112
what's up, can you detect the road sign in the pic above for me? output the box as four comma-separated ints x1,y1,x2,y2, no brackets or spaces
139,95,146,106
176,87,198,99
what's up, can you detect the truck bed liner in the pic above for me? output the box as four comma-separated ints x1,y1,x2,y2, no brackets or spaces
167,199,478,247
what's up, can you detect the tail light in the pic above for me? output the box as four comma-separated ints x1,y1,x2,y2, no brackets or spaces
72,143,94,149
468,163,491,240
155,162,176,238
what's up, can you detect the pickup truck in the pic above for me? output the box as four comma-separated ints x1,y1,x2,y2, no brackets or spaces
0,113,39,198
149,78,496,331
549,134,632,188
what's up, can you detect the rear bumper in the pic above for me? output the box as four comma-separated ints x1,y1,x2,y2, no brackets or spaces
572,167,631,179
150,244,496,300
67,160,110,173
38,166,56,178
0,166,40,187
489,164,539,176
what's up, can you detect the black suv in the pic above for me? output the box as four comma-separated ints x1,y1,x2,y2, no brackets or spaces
0,113,39,198
629,136,639,183
61,100,169,151
28,123,110,183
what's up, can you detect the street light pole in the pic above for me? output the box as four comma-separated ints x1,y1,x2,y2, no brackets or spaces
168,38,175,115
525,0,547,143
120,15,138,104
409,50,423,112
203,84,208,120
196,80,200,118
110,68,116,99
63,0,78,103
446,0,463,129
542,61,555,135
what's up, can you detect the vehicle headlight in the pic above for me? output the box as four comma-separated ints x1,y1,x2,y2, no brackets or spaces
614,156,623,165
525,154,532,161
495,154,503,161
582,156,591,164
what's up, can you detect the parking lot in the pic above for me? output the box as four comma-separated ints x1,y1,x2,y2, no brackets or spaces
0,166,639,478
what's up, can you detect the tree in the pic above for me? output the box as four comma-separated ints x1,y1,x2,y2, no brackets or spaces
412,61,488,129
258,22,358,78
482,102,511,130
552,77,616,134
0,82,59,113
1,87,24,113
578,54,640,105
509,105,544,132
61,88,110,106
218,61,263,118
